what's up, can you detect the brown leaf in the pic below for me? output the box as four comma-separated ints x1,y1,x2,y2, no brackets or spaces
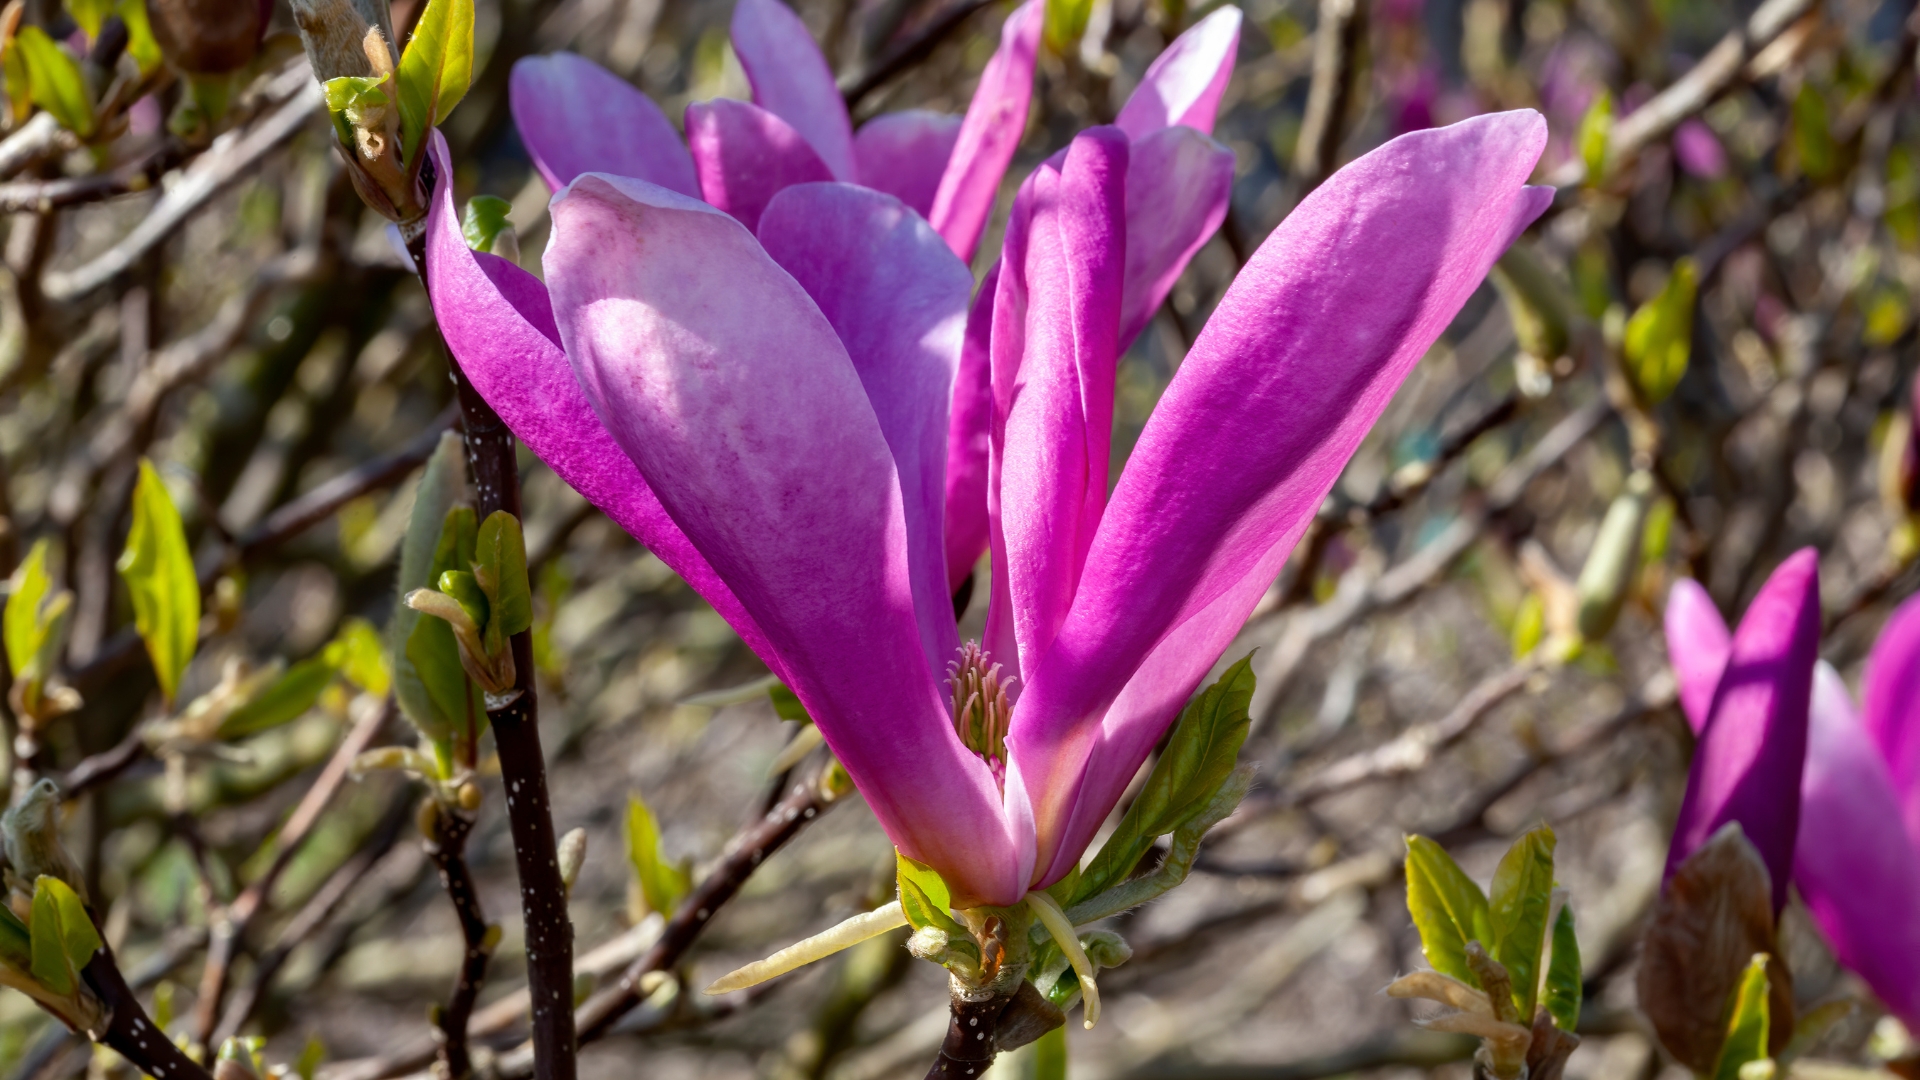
1636,824,1793,1071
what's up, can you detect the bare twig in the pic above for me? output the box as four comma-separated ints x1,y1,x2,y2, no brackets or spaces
1292,0,1369,193
190,697,392,1045
841,0,999,109
424,806,493,1080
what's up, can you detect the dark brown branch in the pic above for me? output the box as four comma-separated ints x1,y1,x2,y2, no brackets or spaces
0,142,185,214
190,698,391,1045
84,946,214,1080
425,806,493,1080
406,202,577,1080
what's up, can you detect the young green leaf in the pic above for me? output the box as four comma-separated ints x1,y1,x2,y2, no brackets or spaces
1074,655,1255,903
5,538,55,680
116,0,162,72
897,868,967,938
462,195,514,254
13,27,92,137
391,433,465,738
473,510,531,655
394,0,473,165
1576,90,1612,182
896,852,953,913
2,37,30,127
626,791,690,917
295,1036,326,1080
0,898,30,971
1710,954,1773,1080
1544,902,1582,1032
46,877,96,975
218,657,336,739
118,459,200,705
1404,834,1492,985
65,0,112,40
768,682,812,722
1043,0,1092,54
28,876,96,996
1623,258,1697,406
438,569,490,634
1488,824,1556,1019
325,617,390,697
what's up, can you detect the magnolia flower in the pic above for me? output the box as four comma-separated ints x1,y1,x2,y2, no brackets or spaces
509,0,1046,261
505,3,1244,599
1659,551,1821,904
1667,576,1920,1026
426,106,1549,906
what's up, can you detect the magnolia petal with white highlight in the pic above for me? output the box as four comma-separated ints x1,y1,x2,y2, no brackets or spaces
704,901,907,994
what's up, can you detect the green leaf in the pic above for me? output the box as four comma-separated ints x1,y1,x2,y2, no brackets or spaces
1711,954,1773,1080
1063,764,1254,926
768,682,811,722
626,791,690,917
1576,90,1612,181
1404,835,1492,985
394,0,473,164
28,876,95,996
896,852,967,936
322,74,388,146
1544,902,1581,1032
1043,0,1092,53
116,0,161,72
5,538,54,678
407,612,477,757
13,27,92,137
2,38,29,128
473,510,531,656
462,195,514,254
1623,257,1697,406
218,657,335,739
325,617,390,697
296,1036,325,1080
1575,471,1652,640
65,0,113,40
392,433,465,738
1487,824,1556,1019
438,570,489,633
1032,1024,1067,1080
1510,591,1545,659
117,459,200,705
1075,657,1255,903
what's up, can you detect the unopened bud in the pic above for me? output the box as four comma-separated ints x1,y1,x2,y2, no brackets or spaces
1490,244,1574,365
1079,930,1131,971
1575,471,1654,640
2,779,85,904
906,926,950,961
557,828,587,896
1879,409,1920,516
214,1039,261,1080
148,0,261,74
456,780,482,812
416,797,440,843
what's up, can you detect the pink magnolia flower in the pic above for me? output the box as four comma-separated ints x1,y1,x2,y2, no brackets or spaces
509,0,1046,262
1658,553,1820,905
424,110,1550,906
1667,577,1920,1025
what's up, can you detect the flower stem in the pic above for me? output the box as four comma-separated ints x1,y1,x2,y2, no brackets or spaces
405,216,577,1080
925,988,1012,1080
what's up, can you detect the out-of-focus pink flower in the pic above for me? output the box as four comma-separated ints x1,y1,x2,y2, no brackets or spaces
1673,119,1727,179
1666,573,1920,1026
1660,554,1821,906
424,111,1551,905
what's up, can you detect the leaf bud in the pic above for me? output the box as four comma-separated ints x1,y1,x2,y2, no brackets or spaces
557,827,587,897
1,780,84,905
1575,470,1654,641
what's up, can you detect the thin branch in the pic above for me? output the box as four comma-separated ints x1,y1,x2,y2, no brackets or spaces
424,806,493,1080
1291,0,1369,193
41,65,323,302
0,141,186,214
841,0,998,109
190,697,391,1045
1121,1029,1477,1080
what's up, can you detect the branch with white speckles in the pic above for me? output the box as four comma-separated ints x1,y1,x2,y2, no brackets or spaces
85,948,214,1080
424,806,495,1080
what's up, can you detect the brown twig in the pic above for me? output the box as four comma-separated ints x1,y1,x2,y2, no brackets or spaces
1291,0,1369,193
84,945,215,1080
841,0,999,109
424,806,494,1080
190,697,391,1045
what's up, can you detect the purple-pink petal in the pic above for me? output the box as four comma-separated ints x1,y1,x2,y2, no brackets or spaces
928,0,1042,263
1007,111,1553,884
1864,592,1920,848
1665,576,1732,735
421,135,773,673
730,0,857,181
1673,119,1727,180
853,110,964,218
509,53,699,197
984,128,1130,685
1113,5,1241,139
1665,548,1821,911
541,171,1029,906
1793,660,1920,1028
757,181,972,681
686,98,835,233
944,261,999,593
1120,124,1235,349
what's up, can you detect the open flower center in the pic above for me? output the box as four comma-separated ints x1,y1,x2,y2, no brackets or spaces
947,641,1014,766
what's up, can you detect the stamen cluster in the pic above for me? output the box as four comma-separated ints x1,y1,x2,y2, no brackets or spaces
947,641,1014,765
